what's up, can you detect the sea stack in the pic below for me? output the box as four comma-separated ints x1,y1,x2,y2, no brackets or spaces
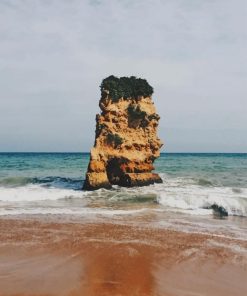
83,75,163,190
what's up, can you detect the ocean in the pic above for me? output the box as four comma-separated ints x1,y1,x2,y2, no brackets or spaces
0,153,247,239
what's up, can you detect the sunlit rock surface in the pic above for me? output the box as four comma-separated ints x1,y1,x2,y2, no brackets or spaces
83,76,163,190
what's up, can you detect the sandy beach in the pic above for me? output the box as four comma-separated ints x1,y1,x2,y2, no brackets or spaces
1,0,247,294
0,217,246,296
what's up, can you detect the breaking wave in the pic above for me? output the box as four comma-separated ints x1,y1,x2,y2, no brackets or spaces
0,176,82,190
0,174,246,217
156,175,247,217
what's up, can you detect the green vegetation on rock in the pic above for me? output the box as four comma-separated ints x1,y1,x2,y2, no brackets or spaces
148,113,160,121
127,105,147,120
100,75,153,101
106,133,124,148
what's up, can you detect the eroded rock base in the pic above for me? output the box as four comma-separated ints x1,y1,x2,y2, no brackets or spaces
83,172,162,190
83,172,111,191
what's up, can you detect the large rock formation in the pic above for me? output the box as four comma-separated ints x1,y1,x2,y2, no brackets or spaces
83,76,163,190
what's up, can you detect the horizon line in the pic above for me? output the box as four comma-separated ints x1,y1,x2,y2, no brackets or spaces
0,151,246,154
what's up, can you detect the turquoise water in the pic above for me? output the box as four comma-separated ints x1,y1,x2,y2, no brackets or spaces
0,153,246,220
1,153,246,188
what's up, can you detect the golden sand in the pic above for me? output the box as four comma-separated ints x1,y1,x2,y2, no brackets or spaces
0,218,246,296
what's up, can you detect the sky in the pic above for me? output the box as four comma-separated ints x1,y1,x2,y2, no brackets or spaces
0,0,246,152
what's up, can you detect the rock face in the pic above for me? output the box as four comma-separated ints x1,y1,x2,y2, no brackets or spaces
83,76,163,190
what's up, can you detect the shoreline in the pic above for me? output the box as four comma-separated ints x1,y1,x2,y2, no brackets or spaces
0,217,246,296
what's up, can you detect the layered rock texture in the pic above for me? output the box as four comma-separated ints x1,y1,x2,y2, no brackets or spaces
83,76,163,190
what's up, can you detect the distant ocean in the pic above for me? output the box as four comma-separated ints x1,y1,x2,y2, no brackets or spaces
0,153,246,239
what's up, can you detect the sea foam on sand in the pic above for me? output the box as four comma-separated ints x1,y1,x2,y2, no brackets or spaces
0,219,246,296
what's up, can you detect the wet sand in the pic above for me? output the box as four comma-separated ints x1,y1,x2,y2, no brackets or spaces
0,217,246,296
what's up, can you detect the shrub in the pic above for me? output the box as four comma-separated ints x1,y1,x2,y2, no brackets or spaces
100,75,153,101
98,123,106,131
127,105,147,120
106,133,123,148
148,113,160,121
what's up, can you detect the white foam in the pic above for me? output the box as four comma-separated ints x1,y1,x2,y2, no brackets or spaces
113,175,247,217
156,179,247,217
0,207,147,216
0,185,87,202
0,175,246,217
207,240,247,255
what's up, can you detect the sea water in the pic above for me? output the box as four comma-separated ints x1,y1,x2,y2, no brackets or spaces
0,153,246,239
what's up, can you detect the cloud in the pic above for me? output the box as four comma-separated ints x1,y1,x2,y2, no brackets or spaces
0,0,246,152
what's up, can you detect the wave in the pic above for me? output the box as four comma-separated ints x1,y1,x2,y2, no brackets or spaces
0,185,86,202
0,174,246,217
156,177,247,217
0,177,32,187
0,207,147,216
0,176,82,190
197,178,214,187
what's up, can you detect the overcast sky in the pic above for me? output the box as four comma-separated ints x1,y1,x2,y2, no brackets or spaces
0,0,246,152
